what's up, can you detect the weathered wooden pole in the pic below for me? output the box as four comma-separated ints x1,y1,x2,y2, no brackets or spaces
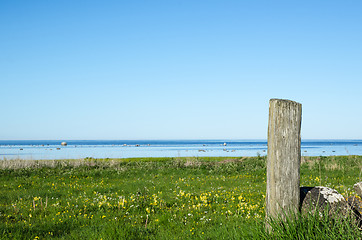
266,99,302,228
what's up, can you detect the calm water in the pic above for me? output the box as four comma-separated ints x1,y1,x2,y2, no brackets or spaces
0,140,362,160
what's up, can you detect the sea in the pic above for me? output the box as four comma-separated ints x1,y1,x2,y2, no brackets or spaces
1,139,362,160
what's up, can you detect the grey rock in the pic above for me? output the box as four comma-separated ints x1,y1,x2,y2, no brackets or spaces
354,182,362,198
300,186,314,208
301,186,350,217
347,196,362,227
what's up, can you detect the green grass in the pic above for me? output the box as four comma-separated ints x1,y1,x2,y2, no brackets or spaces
263,207,362,239
0,156,361,239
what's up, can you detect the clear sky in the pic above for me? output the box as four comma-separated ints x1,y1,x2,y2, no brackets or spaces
1,1,361,140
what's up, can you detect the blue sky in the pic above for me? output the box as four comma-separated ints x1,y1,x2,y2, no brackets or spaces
1,1,361,140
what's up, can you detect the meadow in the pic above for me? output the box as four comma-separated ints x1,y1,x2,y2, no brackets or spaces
0,155,362,239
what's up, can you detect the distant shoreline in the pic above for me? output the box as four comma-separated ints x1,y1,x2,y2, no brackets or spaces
1,139,362,160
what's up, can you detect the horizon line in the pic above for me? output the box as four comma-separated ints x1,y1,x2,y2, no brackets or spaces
0,138,362,141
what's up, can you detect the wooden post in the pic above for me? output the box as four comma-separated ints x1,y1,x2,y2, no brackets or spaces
266,99,302,227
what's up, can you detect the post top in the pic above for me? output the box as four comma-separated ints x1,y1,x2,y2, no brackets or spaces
269,98,301,106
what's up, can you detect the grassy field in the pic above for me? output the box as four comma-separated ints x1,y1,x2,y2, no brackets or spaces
0,155,362,239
